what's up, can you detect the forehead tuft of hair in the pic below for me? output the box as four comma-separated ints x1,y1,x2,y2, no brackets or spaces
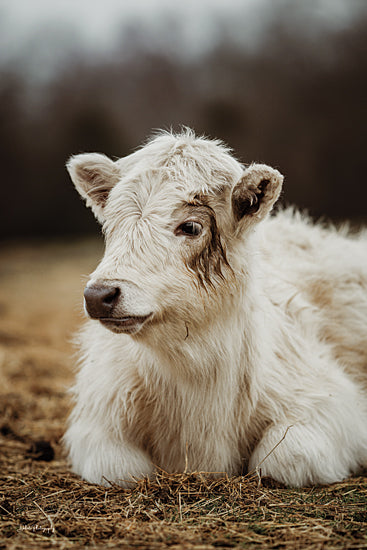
144,127,230,153
120,128,243,197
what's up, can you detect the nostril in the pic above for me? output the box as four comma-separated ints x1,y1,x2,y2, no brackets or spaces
102,287,120,305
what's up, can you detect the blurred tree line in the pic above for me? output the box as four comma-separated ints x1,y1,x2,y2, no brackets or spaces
1,7,366,240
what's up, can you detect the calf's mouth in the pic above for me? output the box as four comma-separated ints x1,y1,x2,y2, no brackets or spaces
99,314,153,334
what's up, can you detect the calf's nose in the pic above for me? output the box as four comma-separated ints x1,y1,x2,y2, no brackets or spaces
84,284,120,319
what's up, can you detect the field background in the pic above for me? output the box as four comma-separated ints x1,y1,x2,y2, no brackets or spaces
0,240,366,549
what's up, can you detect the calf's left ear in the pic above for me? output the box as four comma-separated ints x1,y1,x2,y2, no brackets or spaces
231,164,283,230
66,153,121,221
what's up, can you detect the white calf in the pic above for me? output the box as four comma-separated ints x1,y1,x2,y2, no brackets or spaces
64,129,367,487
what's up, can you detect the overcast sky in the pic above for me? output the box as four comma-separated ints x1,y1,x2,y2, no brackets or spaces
0,0,268,59
0,0,365,80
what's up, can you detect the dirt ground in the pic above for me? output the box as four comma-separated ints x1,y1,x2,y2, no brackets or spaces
0,239,366,549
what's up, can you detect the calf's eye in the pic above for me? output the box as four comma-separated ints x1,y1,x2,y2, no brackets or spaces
175,221,203,237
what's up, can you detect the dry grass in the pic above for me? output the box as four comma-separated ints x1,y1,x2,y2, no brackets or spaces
0,239,366,550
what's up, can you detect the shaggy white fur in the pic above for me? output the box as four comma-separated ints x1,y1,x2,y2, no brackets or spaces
64,129,367,487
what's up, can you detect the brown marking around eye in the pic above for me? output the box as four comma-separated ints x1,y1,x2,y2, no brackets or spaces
181,197,233,289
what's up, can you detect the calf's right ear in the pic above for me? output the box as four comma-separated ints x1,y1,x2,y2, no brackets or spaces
66,153,120,221
231,163,283,233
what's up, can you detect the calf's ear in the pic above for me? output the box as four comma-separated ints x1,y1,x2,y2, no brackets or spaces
66,153,120,221
231,164,283,231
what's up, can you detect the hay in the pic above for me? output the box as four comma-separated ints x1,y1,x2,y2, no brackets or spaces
0,240,366,549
